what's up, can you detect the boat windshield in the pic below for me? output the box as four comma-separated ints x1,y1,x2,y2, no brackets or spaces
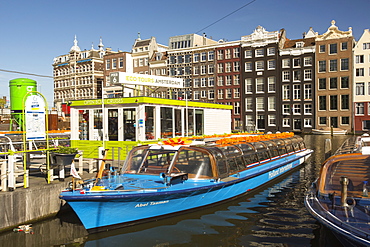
122,146,176,174
139,149,177,174
172,147,214,179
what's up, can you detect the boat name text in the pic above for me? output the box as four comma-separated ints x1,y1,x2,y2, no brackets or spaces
135,200,169,208
268,164,293,179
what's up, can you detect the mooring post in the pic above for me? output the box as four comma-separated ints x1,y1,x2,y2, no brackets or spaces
0,159,7,191
78,151,83,175
7,154,16,191
325,138,332,159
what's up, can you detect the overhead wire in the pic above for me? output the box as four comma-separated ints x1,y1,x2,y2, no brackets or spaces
196,0,257,34
0,68,53,78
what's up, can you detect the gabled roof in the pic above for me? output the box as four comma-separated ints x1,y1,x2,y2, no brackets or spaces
133,39,151,48
283,37,315,49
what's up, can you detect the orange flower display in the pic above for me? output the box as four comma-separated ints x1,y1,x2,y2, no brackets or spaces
162,138,192,146
215,132,294,145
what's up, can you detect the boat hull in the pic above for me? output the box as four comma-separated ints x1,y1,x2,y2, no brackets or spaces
63,150,312,232
305,193,370,247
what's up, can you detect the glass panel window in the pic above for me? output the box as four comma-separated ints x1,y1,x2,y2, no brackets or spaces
233,47,240,58
329,59,337,71
341,76,349,88
282,85,290,100
341,58,349,71
255,49,264,57
225,49,231,59
245,98,253,111
293,70,301,81
225,75,232,85
293,58,301,67
201,78,207,87
356,103,364,115
217,63,224,73
304,104,312,114
268,97,276,111
256,61,264,70
268,77,276,92
193,91,199,100
193,53,199,62
342,117,350,125
319,78,326,89
304,118,312,127
330,95,338,110
304,84,312,100
256,97,264,111
341,42,348,50
201,90,207,98
268,60,276,70
208,89,215,99
293,85,301,100
283,118,290,127
363,43,370,50
234,88,240,98
267,47,275,55
356,82,365,95
282,71,290,81
256,78,264,93
233,75,240,85
282,59,290,68
245,78,252,93
208,64,214,74
245,62,252,72
318,61,326,72
268,115,276,126
112,58,117,69
217,50,224,60
329,43,337,54
283,104,290,115
225,62,232,72
304,57,312,66
208,77,214,87
341,95,349,110
319,45,326,53
208,51,214,61
356,55,364,63
234,102,240,115
319,117,327,125
217,76,223,86
245,50,252,58
201,52,207,61
233,61,240,72
304,69,312,80
319,96,326,110
292,104,301,114
217,89,223,99
356,68,364,76
329,77,337,89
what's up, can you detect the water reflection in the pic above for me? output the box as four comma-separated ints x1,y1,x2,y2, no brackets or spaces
0,135,348,247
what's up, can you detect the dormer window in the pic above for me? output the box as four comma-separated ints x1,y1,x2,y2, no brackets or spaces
296,42,304,48
155,53,162,61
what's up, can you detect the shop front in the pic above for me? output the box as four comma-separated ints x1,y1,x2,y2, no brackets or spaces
69,97,232,159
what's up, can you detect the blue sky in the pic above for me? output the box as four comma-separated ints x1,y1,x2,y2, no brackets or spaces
1,0,369,107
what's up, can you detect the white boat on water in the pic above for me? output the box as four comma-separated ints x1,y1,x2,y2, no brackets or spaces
312,128,347,135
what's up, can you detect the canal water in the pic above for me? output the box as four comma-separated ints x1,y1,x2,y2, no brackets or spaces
0,135,349,247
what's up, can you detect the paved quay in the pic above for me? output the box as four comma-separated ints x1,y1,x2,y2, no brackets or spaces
0,157,99,232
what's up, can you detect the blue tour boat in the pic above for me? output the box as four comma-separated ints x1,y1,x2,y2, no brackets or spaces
60,132,313,233
305,134,370,247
